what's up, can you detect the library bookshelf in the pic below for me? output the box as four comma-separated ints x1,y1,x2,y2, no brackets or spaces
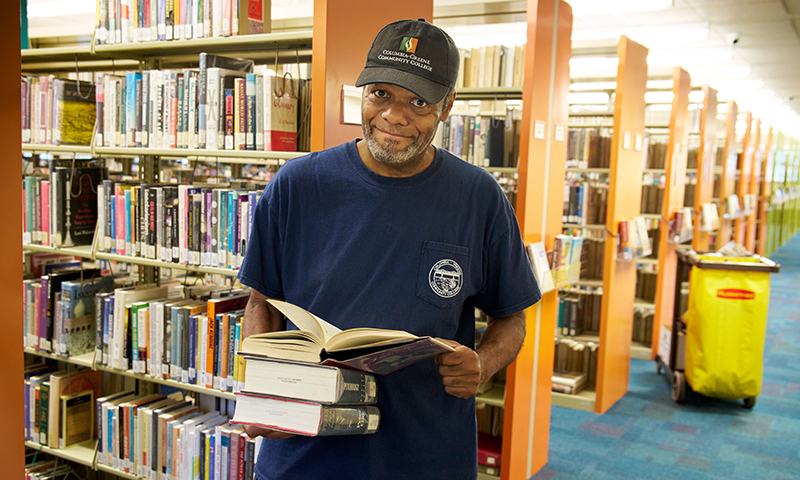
717,101,740,246
650,67,691,364
557,35,648,415
17,1,577,479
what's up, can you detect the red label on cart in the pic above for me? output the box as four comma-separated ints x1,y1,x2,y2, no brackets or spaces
717,288,755,300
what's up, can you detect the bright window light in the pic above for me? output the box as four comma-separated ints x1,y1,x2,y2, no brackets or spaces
27,0,95,18
568,0,674,16
647,80,673,90
570,57,620,70
569,92,611,104
443,23,528,50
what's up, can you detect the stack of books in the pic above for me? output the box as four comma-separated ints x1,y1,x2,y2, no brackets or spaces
232,299,454,437
552,370,587,395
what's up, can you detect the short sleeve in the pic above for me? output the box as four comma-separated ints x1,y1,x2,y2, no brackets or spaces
237,182,284,299
473,199,541,318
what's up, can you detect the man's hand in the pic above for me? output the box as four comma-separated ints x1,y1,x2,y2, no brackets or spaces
243,425,296,440
435,339,482,398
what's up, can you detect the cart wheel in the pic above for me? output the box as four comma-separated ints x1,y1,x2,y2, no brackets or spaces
672,371,686,403
743,397,756,409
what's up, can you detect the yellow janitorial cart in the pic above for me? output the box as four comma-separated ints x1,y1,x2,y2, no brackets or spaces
656,249,780,408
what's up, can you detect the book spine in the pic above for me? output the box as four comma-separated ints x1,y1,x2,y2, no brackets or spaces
317,405,380,436
245,74,255,150
225,316,236,392
235,77,246,150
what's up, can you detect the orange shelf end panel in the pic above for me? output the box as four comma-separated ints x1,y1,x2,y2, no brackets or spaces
3,0,24,473
692,85,718,251
718,101,739,246
595,36,648,415
651,68,691,364
734,112,754,245
310,0,434,151
746,118,762,251
503,1,572,478
757,127,774,256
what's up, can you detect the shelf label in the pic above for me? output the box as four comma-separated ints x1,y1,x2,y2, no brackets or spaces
534,120,546,140
635,133,643,152
554,124,565,142
623,131,631,150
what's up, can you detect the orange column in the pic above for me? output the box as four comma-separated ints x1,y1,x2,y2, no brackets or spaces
310,0,433,151
596,37,648,414
692,85,718,251
746,118,762,251
1,0,23,476
757,127,774,256
734,112,753,245
651,68,691,364
504,0,572,477
718,101,739,245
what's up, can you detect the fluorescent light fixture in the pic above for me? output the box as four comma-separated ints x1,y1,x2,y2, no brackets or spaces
645,91,674,104
570,57,620,70
568,92,611,104
570,81,618,91
689,91,705,103
568,0,673,16
27,0,95,17
572,23,709,47
647,49,734,67
687,64,752,81
443,23,527,50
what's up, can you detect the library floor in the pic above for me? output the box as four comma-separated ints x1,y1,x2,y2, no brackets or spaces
533,234,800,480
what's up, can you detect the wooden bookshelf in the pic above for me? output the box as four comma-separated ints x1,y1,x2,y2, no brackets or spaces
24,439,97,468
692,85,719,251
24,348,237,401
756,126,774,255
734,112,754,246
502,1,572,478
718,101,740,245
651,68,691,367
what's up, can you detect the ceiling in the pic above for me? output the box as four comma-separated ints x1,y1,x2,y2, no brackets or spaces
24,0,800,136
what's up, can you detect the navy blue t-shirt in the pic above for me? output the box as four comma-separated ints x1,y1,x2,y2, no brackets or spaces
238,140,540,480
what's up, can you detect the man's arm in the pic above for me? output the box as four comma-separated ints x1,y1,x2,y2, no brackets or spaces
240,288,294,439
436,310,527,398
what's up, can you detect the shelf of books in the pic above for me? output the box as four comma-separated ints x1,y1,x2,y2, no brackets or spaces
554,35,648,415
24,439,97,468
734,112,756,248
717,101,741,246
650,67,692,365
767,133,799,255
756,125,775,256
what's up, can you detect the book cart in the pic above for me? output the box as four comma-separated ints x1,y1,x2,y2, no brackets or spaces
12,1,582,479
555,35,648,415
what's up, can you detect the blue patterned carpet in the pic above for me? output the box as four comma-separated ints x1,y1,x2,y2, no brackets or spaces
532,234,800,480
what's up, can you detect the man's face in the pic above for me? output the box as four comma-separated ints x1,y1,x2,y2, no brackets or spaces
361,83,449,166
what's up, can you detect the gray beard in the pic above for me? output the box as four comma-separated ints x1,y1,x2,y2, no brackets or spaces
362,122,438,165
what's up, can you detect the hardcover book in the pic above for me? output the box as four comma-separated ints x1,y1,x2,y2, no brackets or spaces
240,299,455,375
240,356,378,405
231,392,380,436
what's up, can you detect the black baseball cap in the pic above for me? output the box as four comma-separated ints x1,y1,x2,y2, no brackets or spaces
355,18,460,105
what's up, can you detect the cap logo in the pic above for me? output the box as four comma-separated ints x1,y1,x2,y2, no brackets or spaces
400,37,418,53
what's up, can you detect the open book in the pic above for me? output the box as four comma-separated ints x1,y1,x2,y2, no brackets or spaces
240,300,455,375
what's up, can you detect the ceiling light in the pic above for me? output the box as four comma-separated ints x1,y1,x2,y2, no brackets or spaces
645,91,673,104
569,92,611,105
568,0,674,16
647,49,734,67
27,0,95,17
572,23,709,47
687,65,752,81
688,91,705,103
570,81,618,91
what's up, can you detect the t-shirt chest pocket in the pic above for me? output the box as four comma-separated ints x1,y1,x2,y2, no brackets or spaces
416,241,472,310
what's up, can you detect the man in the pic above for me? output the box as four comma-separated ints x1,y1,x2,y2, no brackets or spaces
238,18,541,480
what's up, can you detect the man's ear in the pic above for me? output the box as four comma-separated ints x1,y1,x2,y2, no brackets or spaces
439,91,457,122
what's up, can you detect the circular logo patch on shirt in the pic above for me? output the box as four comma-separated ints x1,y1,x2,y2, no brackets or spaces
429,259,463,298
